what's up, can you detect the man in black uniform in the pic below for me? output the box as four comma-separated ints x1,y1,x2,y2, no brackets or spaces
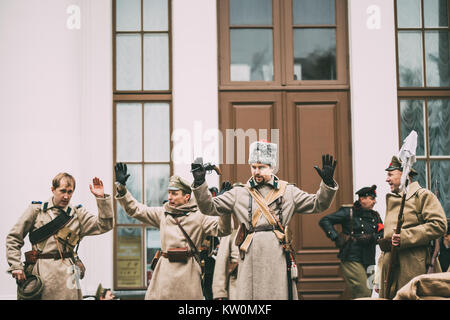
319,185,384,298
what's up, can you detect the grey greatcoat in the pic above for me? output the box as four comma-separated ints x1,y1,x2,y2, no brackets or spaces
116,189,232,300
379,181,447,298
6,196,114,300
212,229,240,300
193,175,338,300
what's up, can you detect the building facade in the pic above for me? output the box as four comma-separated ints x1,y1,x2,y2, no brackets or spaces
0,0,448,299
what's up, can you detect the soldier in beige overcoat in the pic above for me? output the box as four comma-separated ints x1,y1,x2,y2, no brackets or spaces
212,228,240,300
378,156,447,299
114,164,232,300
191,141,339,300
6,173,114,300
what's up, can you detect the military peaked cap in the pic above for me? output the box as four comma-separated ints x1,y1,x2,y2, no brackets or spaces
356,185,377,198
385,156,418,176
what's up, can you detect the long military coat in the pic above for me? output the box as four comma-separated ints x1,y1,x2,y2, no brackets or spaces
212,229,240,300
6,196,114,300
193,175,338,300
116,189,231,300
379,181,447,298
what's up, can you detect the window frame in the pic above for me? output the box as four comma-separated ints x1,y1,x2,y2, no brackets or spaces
218,0,349,90
113,0,173,93
395,0,450,216
112,0,173,291
394,0,450,90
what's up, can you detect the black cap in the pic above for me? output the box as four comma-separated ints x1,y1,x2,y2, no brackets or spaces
356,185,377,198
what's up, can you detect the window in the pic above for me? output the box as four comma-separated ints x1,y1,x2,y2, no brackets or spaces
218,0,348,88
113,0,172,290
395,0,450,218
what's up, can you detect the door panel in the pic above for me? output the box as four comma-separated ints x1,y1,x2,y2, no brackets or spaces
219,90,353,299
219,91,284,184
286,91,353,299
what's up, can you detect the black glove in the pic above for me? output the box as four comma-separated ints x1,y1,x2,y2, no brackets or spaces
115,162,130,186
191,157,206,187
314,154,337,187
217,181,233,196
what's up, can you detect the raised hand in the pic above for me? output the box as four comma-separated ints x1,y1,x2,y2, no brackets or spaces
115,162,130,186
89,177,105,198
191,157,206,187
217,181,233,196
314,154,337,187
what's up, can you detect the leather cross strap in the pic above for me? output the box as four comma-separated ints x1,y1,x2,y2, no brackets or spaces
172,216,201,266
29,208,73,245
239,181,288,253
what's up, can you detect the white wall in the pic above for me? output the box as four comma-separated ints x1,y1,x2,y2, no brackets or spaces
348,0,399,296
171,0,220,188
0,0,113,299
348,0,399,220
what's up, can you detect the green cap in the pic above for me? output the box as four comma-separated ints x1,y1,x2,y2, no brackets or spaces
95,283,104,300
385,156,418,176
168,176,192,194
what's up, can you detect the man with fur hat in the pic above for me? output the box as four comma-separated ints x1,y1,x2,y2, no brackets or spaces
191,140,338,300
378,156,447,299
319,185,384,298
114,163,231,300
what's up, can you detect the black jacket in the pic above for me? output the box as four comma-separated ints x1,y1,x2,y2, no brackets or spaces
319,202,384,266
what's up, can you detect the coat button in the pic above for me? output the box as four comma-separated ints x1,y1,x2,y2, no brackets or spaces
361,231,364,234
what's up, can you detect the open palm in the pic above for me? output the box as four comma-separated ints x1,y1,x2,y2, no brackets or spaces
89,177,105,198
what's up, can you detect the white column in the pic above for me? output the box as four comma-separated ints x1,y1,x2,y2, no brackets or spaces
348,0,399,297
171,0,220,188
348,0,399,218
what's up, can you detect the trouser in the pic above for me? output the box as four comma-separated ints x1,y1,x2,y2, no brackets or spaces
341,261,372,299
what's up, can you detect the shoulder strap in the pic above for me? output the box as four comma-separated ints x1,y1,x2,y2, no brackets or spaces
172,216,201,264
29,209,73,245
246,180,288,228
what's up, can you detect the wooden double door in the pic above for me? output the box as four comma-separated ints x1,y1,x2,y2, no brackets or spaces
219,90,354,299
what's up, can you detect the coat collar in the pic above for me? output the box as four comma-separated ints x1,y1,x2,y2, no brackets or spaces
247,175,280,189
163,198,198,216
387,181,422,200
42,197,73,216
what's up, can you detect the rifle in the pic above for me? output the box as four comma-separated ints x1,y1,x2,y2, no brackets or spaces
384,179,409,299
427,180,441,274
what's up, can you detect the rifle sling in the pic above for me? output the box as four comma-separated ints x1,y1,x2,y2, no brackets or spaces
29,208,73,245
172,216,201,266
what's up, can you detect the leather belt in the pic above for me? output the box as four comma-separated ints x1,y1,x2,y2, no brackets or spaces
248,225,277,233
161,251,196,258
38,251,74,260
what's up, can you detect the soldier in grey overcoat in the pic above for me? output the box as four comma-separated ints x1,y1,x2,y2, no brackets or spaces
191,141,339,300
6,173,114,300
114,164,232,300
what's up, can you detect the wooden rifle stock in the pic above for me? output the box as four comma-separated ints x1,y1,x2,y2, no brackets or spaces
384,179,409,299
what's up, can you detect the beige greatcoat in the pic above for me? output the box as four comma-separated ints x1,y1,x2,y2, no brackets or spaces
379,181,447,298
193,175,338,300
6,196,114,300
212,229,240,300
116,189,232,300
